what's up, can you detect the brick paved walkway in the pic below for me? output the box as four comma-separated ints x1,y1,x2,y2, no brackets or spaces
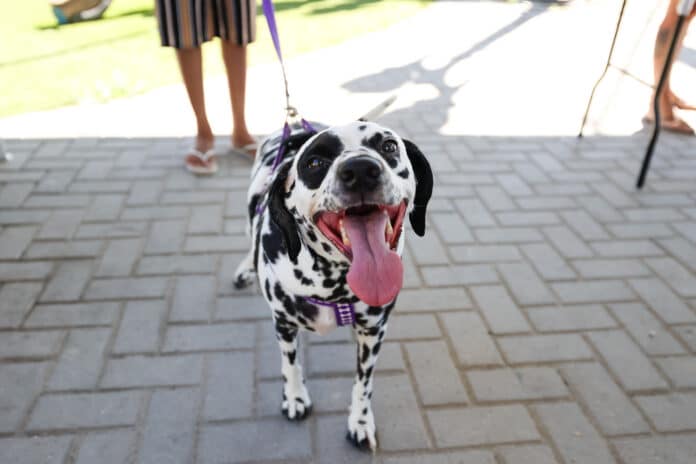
3,1,696,463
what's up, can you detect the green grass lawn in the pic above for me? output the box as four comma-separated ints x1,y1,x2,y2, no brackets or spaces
0,0,430,118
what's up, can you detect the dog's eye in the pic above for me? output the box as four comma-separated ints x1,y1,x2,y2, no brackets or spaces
381,140,398,154
306,157,325,169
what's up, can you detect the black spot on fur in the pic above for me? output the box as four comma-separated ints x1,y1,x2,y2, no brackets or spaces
372,342,381,355
359,125,367,131
397,168,409,179
288,350,296,365
321,242,332,253
297,132,344,189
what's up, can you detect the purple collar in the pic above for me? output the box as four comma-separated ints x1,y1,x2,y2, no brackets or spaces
303,297,355,326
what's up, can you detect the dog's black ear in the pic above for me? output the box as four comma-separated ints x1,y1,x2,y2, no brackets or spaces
404,139,433,237
268,162,301,261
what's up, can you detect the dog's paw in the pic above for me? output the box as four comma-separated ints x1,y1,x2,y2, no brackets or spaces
233,270,254,290
346,410,377,451
281,384,313,421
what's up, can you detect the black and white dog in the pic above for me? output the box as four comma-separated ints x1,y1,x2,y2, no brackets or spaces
234,119,433,450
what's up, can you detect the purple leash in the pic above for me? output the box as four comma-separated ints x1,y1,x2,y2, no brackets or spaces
255,0,317,218
304,297,356,326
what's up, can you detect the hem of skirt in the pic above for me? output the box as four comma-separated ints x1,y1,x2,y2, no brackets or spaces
160,33,256,50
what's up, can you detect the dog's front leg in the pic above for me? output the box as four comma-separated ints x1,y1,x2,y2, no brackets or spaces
274,321,313,420
347,325,385,451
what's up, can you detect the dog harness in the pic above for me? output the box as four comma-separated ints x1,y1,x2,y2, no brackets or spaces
303,297,356,327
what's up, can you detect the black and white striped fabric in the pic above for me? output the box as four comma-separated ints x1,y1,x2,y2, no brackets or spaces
155,0,256,49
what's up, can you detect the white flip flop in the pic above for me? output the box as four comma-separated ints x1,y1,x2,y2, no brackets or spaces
185,148,218,175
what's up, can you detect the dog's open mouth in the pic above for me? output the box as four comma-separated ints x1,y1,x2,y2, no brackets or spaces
314,201,407,306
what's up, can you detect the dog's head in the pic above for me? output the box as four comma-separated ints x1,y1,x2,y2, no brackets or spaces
267,121,433,306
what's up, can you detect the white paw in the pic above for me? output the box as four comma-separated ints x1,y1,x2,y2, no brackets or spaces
233,258,255,289
281,382,312,421
346,408,377,451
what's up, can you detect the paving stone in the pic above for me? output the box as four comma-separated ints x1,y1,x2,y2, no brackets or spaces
127,180,163,205
468,367,568,402
48,328,110,390
35,171,75,192
454,199,495,226
552,280,634,304
28,391,144,430
0,182,33,207
0,261,53,281
427,405,539,448
389,314,441,339
450,244,521,263
521,243,576,280
430,212,474,243
101,355,203,388
184,235,249,253
562,210,610,240
187,204,224,234
203,352,253,420
498,334,593,364
139,388,198,464
498,262,555,305
163,322,255,352
198,420,311,463
373,374,431,450
543,226,593,258
534,402,615,464
422,264,498,286
0,436,73,464
674,325,696,351
137,254,218,275
308,343,356,376
609,303,685,355
587,330,668,392
645,257,696,298
472,285,531,334
655,357,696,388
84,277,168,300
170,275,216,322
113,300,165,354
613,435,696,464
498,445,559,464
75,221,147,239
405,340,469,405
572,258,651,278
0,282,42,327
0,331,65,359
38,210,83,239
475,227,543,244
74,430,136,464
384,451,496,464
40,260,92,302
408,233,450,265
96,238,141,276
628,278,696,324
394,288,471,312
527,304,616,332
0,225,35,259
635,393,696,432
441,312,503,367
215,294,268,320
658,237,696,273
145,220,186,254
590,240,663,257
560,363,650,435
0,362,50,433
26,240,103,259
25,302,119,328
121,206,188,221
25,194,90,209
83,194,124,221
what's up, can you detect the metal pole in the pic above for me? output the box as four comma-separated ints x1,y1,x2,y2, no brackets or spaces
636,14,686,188
579,0,628,138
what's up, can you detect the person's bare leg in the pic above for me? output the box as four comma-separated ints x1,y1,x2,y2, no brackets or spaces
221,39,255,152
650,0,695,124
176,47,215,158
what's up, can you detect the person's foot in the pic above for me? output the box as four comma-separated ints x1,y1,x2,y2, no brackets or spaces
668,91,696,111
231,130,258,159
185,132,217,174
642,113,695,135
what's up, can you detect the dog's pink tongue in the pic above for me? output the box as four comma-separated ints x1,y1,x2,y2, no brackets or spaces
344,210,403,306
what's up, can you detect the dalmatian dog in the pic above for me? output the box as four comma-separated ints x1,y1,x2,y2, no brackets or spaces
234,119,433,450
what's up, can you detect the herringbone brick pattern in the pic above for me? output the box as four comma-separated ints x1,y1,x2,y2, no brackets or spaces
1,131,696,463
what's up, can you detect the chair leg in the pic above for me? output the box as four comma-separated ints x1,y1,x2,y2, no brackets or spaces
636,14,686,189
579,0,628,138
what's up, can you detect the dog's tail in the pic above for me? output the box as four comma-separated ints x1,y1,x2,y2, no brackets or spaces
357,95,396,122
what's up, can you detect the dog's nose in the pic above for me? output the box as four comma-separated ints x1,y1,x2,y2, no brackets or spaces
337,156,383,192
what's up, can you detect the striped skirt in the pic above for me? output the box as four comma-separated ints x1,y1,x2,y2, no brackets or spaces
155,0,256,49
